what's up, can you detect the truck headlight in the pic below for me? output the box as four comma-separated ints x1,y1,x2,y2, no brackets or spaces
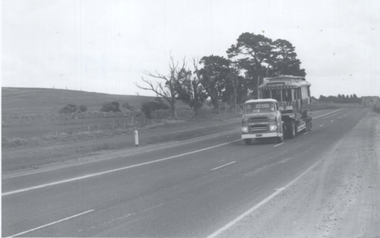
242,126,249,133
269,125,277,131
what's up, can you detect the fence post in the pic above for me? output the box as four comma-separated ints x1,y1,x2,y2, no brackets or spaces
134,130,139,146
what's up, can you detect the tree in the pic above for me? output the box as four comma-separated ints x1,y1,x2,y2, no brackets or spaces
198,55,231,113
226,60,247,111
268,39,306,77
227,33,273,98
319,95,328,102
175,58,207,116
101,102,121,112
135,56,188,119
227,33,306,98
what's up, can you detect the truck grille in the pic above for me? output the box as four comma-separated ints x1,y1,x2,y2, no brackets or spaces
250,125,267,132
249,116,268,122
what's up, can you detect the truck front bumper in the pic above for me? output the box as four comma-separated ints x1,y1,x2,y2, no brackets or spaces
242,132,283,139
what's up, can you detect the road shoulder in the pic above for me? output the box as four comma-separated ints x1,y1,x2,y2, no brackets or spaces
217,111,380,238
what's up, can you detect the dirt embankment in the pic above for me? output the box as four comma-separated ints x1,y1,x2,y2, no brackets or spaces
220,112,380,238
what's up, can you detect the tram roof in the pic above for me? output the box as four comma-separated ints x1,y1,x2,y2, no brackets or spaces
259,75,311,90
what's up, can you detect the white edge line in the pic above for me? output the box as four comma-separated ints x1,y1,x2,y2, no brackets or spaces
3,139,241,196
273,142,284,147
7,209,94,237
207,159,322,238
211,161,236,171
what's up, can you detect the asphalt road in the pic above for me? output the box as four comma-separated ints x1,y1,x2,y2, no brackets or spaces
2,108,372,237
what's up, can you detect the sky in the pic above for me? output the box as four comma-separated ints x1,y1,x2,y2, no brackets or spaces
2,0,380,98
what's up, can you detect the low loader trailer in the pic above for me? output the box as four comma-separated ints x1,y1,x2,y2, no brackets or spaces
241,75,312,145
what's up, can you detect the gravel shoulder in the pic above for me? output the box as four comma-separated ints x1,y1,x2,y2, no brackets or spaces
219,111,380,238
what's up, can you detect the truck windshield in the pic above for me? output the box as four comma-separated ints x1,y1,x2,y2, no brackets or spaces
244,103,275,113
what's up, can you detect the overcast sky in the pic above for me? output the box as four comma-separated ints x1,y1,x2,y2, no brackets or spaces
2,0,380,97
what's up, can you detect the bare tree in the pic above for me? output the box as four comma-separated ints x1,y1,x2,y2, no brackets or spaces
135,56,188,119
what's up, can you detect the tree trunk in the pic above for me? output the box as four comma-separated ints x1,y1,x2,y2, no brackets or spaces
212,97,219,114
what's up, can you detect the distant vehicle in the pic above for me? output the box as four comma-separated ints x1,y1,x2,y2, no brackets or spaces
241,75,312,145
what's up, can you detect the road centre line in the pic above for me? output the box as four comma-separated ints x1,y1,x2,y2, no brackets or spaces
2,139,241,196
207,159,322,238
7,209,94,238
313,109,343,119
211,161,236,171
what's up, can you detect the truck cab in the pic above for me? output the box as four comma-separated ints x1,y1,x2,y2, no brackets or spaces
241,99,284,145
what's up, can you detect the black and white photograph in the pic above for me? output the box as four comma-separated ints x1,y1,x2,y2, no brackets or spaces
2,0,380,237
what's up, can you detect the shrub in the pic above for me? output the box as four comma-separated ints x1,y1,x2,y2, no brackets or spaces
122,102,135,111
101,102,121,113
59,104,78,114
141,101,169,119
79,105,87,113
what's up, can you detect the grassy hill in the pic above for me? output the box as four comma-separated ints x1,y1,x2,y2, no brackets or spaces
2,87,185,116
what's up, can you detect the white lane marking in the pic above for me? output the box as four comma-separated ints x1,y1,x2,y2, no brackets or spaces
303,132,309,135
274,142,284,147
320,124,324,127
7,209,94,237
211,161,236,171
3,139,241,196
207,159,322,238
331,119,334,122
313,109,343,119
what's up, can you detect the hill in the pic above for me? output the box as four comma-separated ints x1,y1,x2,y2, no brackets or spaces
1,87,182,116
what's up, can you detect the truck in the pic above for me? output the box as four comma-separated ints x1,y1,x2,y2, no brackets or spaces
241,75,312,145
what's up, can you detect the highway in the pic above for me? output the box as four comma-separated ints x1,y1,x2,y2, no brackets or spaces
2,108,374,237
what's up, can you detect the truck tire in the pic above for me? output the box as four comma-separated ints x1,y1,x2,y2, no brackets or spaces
305,120,312,132
244,139,252,145
288,121,296,139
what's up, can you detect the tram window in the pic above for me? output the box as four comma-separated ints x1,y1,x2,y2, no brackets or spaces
272,90,281,101
283,89,292,101
262,90,270,99
301,87,309,99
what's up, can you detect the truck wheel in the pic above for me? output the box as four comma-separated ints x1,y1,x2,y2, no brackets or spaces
244,139,252,145
288,122,296,139
305,120,311,132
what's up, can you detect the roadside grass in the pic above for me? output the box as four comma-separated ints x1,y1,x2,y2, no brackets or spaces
2,113,240,172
